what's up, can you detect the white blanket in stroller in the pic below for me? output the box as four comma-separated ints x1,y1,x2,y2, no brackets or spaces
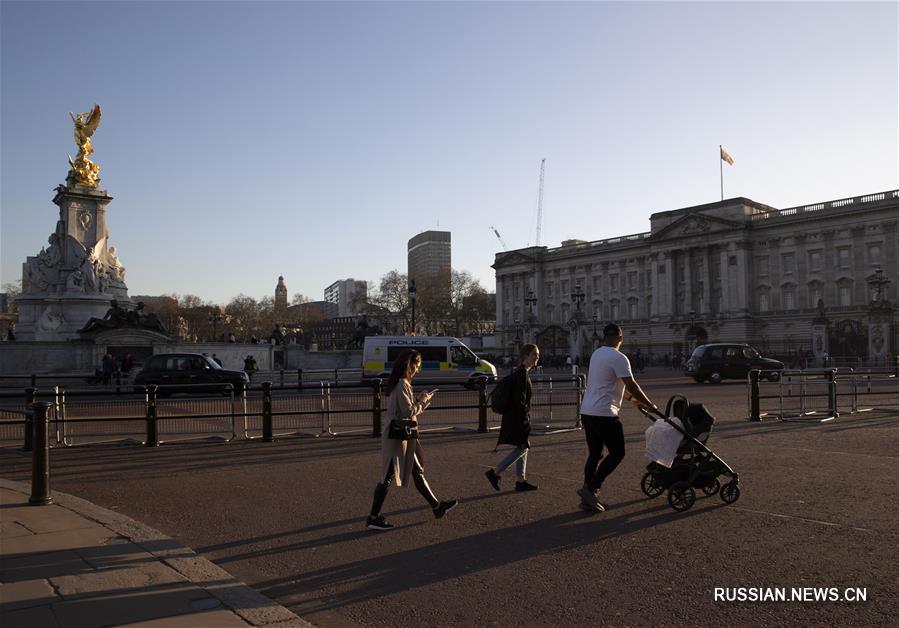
644,417,685,468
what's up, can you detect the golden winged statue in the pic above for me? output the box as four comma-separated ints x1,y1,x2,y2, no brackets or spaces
67,104,102,187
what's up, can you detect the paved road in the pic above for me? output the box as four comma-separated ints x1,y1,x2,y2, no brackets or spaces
1,373,896,626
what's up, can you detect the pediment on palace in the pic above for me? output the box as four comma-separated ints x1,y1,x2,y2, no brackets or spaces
651,211,744,242
492,250,538,269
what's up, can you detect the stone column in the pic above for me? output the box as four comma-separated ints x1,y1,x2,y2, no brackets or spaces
850,226,866,303
822,230,836,305
701,246,712,314
682,248,693,314
719,247,730,313
650,253,659,318
735,244,749,311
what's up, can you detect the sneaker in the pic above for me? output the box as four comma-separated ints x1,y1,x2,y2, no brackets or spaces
366,515,394,531
485,469,501,492
577,483,600,510
579,499,606,513
433,499,458,519
515,480,538,492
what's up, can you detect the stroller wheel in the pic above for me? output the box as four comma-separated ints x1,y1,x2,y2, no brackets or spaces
720,481,741,504
641,472,664,498
668,482,696,512
702,479,721,496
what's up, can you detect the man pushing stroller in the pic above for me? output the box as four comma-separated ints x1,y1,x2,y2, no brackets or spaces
578,323,658,512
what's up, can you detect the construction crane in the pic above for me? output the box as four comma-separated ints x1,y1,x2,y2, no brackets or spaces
490,225,509,251
535,158,546,247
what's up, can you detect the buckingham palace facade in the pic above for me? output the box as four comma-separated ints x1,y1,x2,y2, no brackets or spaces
493,190,898,365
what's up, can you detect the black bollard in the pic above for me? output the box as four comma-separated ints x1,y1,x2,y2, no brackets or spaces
29,402,53,506
749,370,761,421
145,385,159,447
372,379,382,438
262,381,274,442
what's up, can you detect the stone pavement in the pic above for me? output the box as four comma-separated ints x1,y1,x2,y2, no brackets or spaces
0,479,312,628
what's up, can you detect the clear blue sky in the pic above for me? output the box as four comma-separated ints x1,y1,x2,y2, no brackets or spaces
2,1,896,305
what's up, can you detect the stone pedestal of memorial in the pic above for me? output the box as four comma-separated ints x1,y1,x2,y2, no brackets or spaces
15,183,132,341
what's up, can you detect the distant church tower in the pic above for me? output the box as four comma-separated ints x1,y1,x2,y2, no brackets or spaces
275,275,288,311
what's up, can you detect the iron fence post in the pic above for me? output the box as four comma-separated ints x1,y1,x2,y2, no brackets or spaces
145,385,159,447
297,368,303,391
478,378,488,433
827,369,839,418
23,387,36,451
576,374,586,428
262,381,274,442
749,370,761,421
372,379,382,438
29,401,53,505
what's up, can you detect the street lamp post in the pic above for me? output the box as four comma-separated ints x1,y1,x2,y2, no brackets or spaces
408,279,417,335
869,265,890,302
571,284,585,311
208,312,223,342
592,313,599,348
525,289,538,343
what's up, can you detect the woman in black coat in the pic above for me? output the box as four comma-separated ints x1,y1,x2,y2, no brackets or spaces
484,343,540,492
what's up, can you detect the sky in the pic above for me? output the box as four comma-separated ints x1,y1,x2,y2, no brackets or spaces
2,1,897,306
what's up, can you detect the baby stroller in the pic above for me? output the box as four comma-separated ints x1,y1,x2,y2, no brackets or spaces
639,395,740,512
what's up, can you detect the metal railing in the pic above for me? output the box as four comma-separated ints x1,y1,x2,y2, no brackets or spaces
0,376,586,449
747,367,898,422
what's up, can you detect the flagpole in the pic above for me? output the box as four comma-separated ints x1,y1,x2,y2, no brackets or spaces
719,144,723,201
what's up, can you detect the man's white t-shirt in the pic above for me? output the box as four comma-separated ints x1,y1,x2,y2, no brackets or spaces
581,346,633,417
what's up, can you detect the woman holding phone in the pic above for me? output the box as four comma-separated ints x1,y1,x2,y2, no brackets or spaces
484,343,540,492
366,349,458,531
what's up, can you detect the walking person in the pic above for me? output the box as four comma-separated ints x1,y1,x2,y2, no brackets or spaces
367,349,458,531
484,344,540,493
578,323,657,512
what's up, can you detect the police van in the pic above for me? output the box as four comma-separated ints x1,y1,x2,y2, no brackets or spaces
362,336,497,387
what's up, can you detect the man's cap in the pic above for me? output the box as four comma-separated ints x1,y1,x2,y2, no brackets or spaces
603,323,622,338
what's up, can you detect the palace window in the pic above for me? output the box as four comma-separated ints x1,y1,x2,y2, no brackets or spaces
782,285,796,310
610,300,620,320
838,282,852,307
808,250,823,272
592,276,601,292
756,256,769,277
781,252,795,275
628,299,638,320
758,291,770,312
868,244,882,264
610,274,619,291
808,282,823,309
837,247,851,270
627,271,637,291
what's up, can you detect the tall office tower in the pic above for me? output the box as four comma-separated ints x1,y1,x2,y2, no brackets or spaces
407,230,451,287
324,279,368,317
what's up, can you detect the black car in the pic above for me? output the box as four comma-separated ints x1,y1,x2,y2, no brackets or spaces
684,344,783,384
133,353,249,395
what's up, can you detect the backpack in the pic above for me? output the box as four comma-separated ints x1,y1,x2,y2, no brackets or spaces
489,373,514,414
